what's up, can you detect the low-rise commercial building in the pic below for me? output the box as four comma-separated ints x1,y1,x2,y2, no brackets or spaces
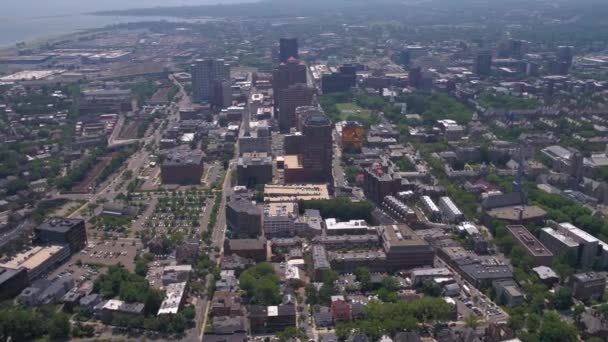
506,225,553,267
380,224,435,272
0,245,70,280
158,282,187,315
569,272,606,302
263,202,298,238
226,198,262,238
325,218,369,236
263,184,330,203
224,238,267,262
0,267,29,301
96,299,145,322
328,251,387,273
312,235,380,250
160,148,205,185
249,304,296,333
312,245,331,280
236,153,273,186
411,267,453,285
539,226,580,259
493,279,524,307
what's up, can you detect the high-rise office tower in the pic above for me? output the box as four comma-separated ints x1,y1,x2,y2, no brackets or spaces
213,80,233,108
408,67,422,88
273,58,307,112
321,64,357,94
399,49,411,66
557,45,574,74
301,111,333,183
191,58,230,104
557,46,574,66
474,51,492,76
279,38,299,63
278,83,315,132
507,39,529,59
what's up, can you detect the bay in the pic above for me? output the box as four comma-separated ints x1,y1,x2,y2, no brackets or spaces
0,0,254,47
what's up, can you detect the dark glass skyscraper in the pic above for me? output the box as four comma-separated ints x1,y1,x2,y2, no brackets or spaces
301,111,333,183
279,38,299,63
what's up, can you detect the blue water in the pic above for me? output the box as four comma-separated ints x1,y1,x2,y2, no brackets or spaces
0,0,255,46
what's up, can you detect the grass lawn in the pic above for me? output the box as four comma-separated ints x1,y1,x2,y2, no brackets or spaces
335,103,374,124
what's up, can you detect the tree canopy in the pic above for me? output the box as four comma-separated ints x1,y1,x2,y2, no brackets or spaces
335,297,455,340
239,262,281,306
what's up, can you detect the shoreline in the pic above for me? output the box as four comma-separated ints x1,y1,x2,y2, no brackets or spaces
0,13,209,55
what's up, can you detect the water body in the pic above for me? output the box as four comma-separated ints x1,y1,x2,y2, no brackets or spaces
0,0,254,47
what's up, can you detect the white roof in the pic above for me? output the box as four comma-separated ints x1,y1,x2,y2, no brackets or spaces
325,218,368,230
267,306,278,317
157,282,187,315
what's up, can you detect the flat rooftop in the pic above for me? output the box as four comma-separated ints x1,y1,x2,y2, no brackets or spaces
283,155,303,169
325,218,368,231
558,222,599,244
0,266,26,284
264,202,297,217
541,227,579,248
0,245,67,271
162,149,204,166
238,152,272,166
264,184,330,203
485,205,547,221
507,225,553,257
381,224,429,248
37,218,83,233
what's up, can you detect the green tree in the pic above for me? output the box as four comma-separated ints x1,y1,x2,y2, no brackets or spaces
318,284,336,305
552,288,574,311
239,263,281,305
355,267,372,291
321,270,339,286
305,284,319,305
144,289,165,316
538,311,578,342
465,314,479,329
48,313,70,340
135,258,149,277
277,327,306,342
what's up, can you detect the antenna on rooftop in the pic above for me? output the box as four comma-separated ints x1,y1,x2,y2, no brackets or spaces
512,145,527,223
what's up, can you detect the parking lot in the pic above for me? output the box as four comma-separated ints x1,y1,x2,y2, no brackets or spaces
74,239,142,271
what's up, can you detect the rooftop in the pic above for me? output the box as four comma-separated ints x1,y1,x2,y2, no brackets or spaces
158,282,187,315
325,218,368,231
558,222,599,244
507,225,553,257
0,266,26,284
460,263,513,281
532,266,559,280
37,218,83,233
228,238,266,251
0,245,68,271
102,299,145,314
485,205,547,221
264,184,330,203
572,272,606,282
540,227,579,248
238,152,272,166
264,202,297,217
162,148,204,166
381,224,430,248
